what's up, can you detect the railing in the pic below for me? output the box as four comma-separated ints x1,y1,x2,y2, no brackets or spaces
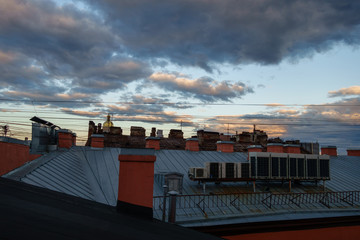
153,191,360,222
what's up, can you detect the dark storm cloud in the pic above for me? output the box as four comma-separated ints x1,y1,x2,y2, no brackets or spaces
84,0,360,72
0,0,151,96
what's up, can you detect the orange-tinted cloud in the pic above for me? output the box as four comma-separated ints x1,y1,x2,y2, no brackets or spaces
329,86,360,97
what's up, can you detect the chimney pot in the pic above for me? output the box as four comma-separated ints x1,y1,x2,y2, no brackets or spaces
347,147,360,156
216,141,234,153
91,134,104,149
185,138,199,151
58,129,73,149
284,144,301,154
321,146,337,156
266,143,284,153
117,149,156,219
145,136,160,150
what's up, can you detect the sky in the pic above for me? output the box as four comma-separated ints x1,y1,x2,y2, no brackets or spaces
0,0,359,153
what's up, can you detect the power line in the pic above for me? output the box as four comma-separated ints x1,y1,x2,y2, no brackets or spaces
1,98,359,107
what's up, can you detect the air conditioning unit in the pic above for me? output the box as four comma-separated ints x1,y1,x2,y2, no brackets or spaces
205,162,222,179
249,152,271,179
270,153,288,179
188,167,207,179
221,162,237,178
319,155,330,179
237,162,250,179
305,154,319,179
288,153,306,179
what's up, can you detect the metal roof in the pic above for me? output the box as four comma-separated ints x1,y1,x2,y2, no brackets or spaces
0,136,30,146
4,147,360,226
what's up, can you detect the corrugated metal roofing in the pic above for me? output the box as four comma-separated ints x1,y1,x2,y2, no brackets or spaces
4,147,360,225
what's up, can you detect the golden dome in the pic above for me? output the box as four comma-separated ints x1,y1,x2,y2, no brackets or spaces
103,114,113,132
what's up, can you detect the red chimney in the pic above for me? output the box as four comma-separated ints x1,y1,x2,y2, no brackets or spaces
0,137,41,176
321,146,337,156
117,149,156,219
185,138,199,151
58,129,73,149
216,141,234,153
145,137,160,150
247,145,263,160
347,148,360,156
284,144,301,154
91,134,104,148
267,143,284,153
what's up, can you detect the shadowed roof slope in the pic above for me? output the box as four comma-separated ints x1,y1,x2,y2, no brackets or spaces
0,177,220,240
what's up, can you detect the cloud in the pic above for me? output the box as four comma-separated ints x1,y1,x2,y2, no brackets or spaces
148,72,253,102
265,103,286,107
1,90,99,108
59,94,196,126
328,86,360,97
275,109,299,115
61,108,102,117
84,0,360,71
0,0,151,96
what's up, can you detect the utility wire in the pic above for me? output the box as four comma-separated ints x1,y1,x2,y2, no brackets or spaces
1,98,359,107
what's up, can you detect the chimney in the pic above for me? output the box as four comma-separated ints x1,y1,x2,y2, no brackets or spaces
321,146,337,156
247,145,263,160
117,148,156,219
216,141,234,153
72,133,77,146
185,138,199,151
145,137,160,150
347,147,360,156
267,143,284,153
156,129,163,138
150,127,156,137
58,129,73,149
91,134,104,149
284,144,301,154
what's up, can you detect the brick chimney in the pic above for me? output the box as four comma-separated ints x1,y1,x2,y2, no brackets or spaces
216,141,234,153
267,143,284,153
91,134,104,149
321,146,337,156
247,145,263,160
117,148,156,219
58,129,73,149
347,148,360,156
145,137,160,150
284,144,301,154
185,138,199,151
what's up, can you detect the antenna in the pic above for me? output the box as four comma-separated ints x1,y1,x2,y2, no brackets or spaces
227,123,229,135
1,125,9,136
180,120,183,131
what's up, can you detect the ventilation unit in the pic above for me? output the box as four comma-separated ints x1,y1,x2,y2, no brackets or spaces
249,152,271,179
319,155,330,179
288,154,306,179
236,162,250,179
206,162,222,179
305,154,319,179
270,153,288,179
221,162,236,178
188,167,207,179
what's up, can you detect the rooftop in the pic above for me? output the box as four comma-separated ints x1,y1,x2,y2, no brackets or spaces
0,177,220,240
4,146,360,226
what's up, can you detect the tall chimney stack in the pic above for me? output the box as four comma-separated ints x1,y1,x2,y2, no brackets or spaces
117,149,156,219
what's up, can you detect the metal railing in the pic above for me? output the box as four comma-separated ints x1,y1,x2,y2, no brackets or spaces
153,191,360,222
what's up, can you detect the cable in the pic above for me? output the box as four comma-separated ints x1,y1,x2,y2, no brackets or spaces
1,98,359,107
